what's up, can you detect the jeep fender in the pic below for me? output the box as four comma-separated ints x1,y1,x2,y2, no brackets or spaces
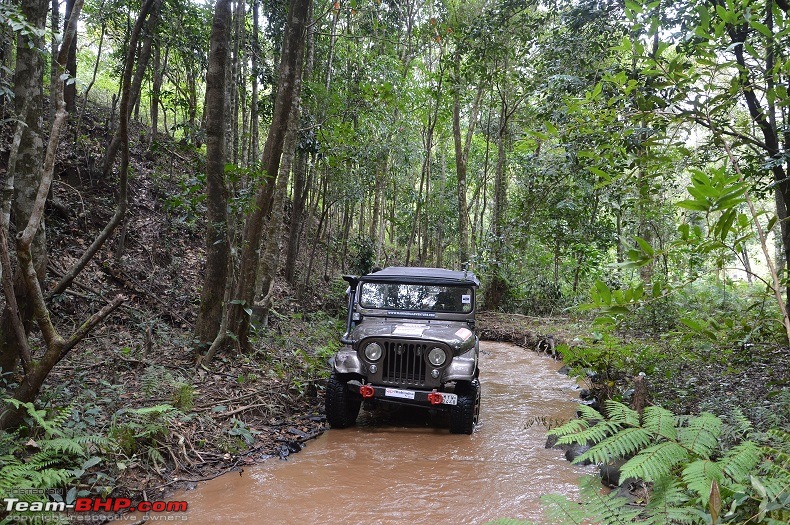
330,347,364,375
443,342,478,382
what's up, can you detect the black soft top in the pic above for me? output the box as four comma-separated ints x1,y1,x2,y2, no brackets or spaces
359,267,480,287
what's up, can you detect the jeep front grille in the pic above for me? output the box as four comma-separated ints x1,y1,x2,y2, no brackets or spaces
382,341,427,385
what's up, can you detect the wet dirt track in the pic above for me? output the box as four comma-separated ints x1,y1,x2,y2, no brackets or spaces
181,342,589,524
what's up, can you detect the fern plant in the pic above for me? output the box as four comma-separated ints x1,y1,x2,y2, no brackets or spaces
109,403,182,470
0,400,113,523
546,400,790,524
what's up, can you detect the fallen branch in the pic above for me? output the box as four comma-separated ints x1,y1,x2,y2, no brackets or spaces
215,402,272,419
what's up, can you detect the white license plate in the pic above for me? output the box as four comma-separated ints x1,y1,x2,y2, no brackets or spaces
385,388,415,400
441,393,458,405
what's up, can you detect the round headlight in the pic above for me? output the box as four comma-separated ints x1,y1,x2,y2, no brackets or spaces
364,342,383,361
428,347,446,366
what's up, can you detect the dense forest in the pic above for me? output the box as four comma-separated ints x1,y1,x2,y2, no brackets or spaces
1,0,789,523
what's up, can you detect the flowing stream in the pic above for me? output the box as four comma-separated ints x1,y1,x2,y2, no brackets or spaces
180,342,590,524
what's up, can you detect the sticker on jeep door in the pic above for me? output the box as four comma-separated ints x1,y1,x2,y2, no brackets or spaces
385,388,416,400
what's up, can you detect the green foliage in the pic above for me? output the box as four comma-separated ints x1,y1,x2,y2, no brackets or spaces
543,475,643,524
349,235,376,275
546,401,790,524
0,3,48,43
248,311,343,397
109,404,180,465
0,400,112,512
171,382,195,411
557,331,663,403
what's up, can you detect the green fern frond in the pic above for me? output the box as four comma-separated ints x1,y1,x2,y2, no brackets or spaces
576,403,605,422
643,405,678,441
620,442,689,482
544,475,641,525
29,468,74,488
4,399,64,437
604,400,640,427
49,404,74,429
643,476,695,525
40,437,88,456
678,413,721,458
556,420,622,447
548,418,590,439
27,450,64,470
576,427,654,465
761,518,790,525
728,408,753,436
756,474,790,502
681,459,724,505
718,441,761,483
766,429,790,456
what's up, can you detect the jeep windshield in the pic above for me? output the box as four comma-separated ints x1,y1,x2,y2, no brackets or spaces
358,282,474,313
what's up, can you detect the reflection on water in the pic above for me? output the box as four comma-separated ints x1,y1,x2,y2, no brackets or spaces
180,342,590,524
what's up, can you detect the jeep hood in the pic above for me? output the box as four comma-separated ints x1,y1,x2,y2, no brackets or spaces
351,320,476,352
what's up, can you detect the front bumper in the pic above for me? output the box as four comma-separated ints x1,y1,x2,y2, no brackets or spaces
346,381,458,408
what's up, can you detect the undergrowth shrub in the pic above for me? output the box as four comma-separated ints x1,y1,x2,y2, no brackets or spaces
253,311,342,389
0,400,114,523
109,404,185,470
556,330,665,406
544,401,790,524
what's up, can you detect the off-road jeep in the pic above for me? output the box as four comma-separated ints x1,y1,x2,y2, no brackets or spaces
326,267,481,434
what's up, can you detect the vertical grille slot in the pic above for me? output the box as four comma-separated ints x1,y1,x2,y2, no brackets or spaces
382,340,427,385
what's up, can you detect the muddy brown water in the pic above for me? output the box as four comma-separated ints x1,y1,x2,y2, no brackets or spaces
180,342,590,524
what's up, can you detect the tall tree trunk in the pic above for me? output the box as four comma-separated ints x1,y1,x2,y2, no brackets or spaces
229,0,245,164
285,149,308,284
63,0,78,113
50,0,59,121
148,38,166,150
76,18,105,135
250,0,261,161
256,18,305,312
325,3,341,92
487,96,510,310
194,0,232,351
283,0,314,283
228,0,311,348
436,146,446,268
0,0,49,376
453,75,484,267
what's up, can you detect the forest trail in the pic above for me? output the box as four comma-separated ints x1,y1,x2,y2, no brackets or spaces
177,342,590,524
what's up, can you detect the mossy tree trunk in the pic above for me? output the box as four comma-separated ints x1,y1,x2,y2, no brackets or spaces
0,0,49,378
194,0,233,351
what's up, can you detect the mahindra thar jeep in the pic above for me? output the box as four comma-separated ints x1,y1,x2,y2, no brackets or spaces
326,267,481,434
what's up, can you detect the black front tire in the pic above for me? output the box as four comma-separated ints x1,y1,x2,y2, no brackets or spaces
449,379,481,434
325,372,362,429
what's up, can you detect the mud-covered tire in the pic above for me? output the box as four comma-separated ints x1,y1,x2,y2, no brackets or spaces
325,373,362,429
449,379,481,434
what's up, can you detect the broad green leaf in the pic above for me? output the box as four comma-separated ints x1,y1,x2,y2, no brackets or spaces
634,236,654,256
680,317,706,332
594,280,612,304
749,21,773,37
677,199,708,211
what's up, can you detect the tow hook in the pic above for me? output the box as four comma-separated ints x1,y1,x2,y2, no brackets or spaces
427,390,444,405
359,384,375,399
